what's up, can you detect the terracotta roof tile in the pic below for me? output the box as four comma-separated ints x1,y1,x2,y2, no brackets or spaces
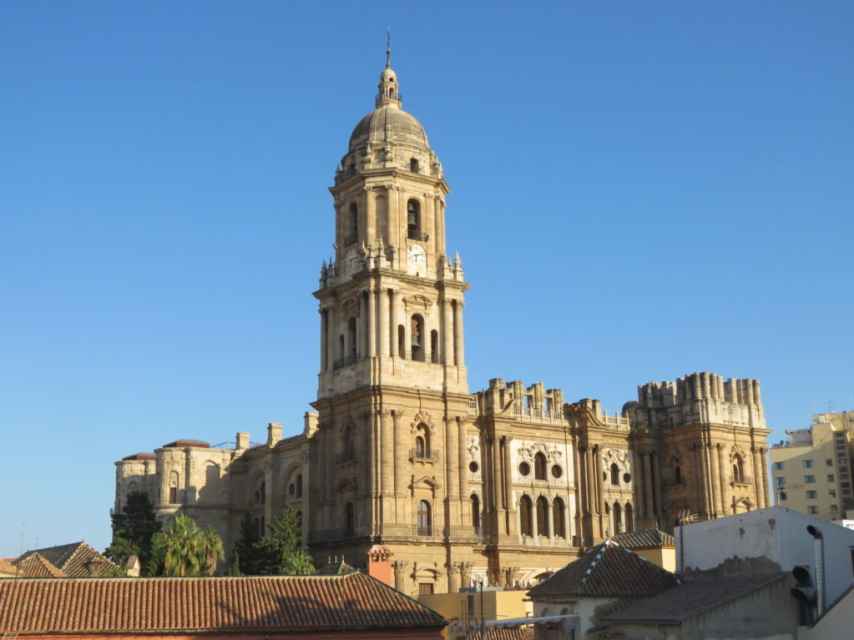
0,573,446,634
527,541,676,600
469,627,534,640
18,542,120,578
12,553,66,578
609,528,675,549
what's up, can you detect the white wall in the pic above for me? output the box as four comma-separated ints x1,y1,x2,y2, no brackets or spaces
676,506,854,605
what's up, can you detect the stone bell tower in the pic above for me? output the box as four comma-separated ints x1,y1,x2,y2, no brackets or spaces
309,46,477,595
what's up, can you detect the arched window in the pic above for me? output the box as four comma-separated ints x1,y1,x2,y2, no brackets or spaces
407,199,421,240
348,202,358,243
610,463,620,486
398,325,406,360
415,424,430,458
345,502,355,535
534,452,547,480
417,500,432,536
411,314,425,361
410,157,420,173
471,494,481,533
733,454,745,483
347,317,357,360
553,497,566,538
519,496,533,537
169,471,180,504
430,330,439,363
536,496,550,536
613,502,622,534
625,503,634,532
296,473,303,498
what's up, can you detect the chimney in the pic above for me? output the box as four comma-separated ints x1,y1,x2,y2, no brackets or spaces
267,422,283,447
367,545,394,587
236,432,250,450
303,412,319,437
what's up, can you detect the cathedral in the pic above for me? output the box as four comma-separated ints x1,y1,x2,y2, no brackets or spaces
114,52,771,595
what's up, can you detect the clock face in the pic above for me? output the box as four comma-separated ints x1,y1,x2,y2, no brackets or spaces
407,244,426,274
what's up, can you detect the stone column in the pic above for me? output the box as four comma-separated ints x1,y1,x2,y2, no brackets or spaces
393,560,408,592
393,411,405,522
454,301,466,367
752,448,763,510
319,308,327,372
367,287,376,357
716,444,727,515
377,286,387,358
446,416,460,537
707,442,718,518
633,447,646,519
389,290,397,357
365,186,376,242
652,452,663,525
443,298,454,365
390,186,401,266
641,452,653,524
381,411,393,498
327,305,336,369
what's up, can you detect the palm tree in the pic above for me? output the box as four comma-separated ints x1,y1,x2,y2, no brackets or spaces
150,513,224,576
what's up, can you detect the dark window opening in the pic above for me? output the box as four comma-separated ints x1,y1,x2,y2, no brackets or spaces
536,496,549,536
417,500,432,536
407,200,421,240
411,314,425,361
397,325,406,359
410,158,420,173
520,496,533,536
348,317,357,360
534,453,547,480
430,329,439,363
471,494,481,533
348,202,358,243
553,498,566,538
611,463,620,486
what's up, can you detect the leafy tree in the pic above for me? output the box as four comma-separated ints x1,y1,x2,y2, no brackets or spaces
231,513,262,575
253,508,315,575
148,513,224,577
106,492,161,575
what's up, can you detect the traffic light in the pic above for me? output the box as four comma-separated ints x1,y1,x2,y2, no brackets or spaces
790,565,816,625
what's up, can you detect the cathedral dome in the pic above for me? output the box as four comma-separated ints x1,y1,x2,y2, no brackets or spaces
348,105,430,152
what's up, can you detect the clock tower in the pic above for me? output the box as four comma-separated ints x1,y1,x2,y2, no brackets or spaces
309,49,476,593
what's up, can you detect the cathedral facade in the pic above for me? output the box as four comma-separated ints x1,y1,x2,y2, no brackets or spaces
114,56,771,595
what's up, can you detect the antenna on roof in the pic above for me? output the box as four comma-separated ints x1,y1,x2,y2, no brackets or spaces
385,29,392,68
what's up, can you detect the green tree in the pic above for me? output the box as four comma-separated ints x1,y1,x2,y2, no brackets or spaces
106,492,161,574
253,508,315,575
231,513,262,575
148,513,224,577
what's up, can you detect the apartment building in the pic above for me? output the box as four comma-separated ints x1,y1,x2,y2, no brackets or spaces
770,410,854,520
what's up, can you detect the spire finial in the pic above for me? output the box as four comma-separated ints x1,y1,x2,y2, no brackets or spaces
385,29,392,68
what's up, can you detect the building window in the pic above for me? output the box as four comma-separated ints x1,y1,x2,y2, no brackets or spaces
776,477,785,488
779,491,787,501
552,465,563,479
345,502,355,535
610,463,620,486
733,455,745,483
807,491,817,499
348,202,358,244
169,471,180,504
774,462,784,470
536,496,550,536
808,506,818,515
674,465,683,484
417,500,432,536
553,498,566,538
471,494,481,533
410,158,420,173
625,503,634,532
348,317,357,360
520,496,533,537
397,325,406,359
613,502,623,534
469,461,479,473
827,459,834,466
430,329,439,363
828,474,835,482
803,459,814,469
519,462,531,477
407,199,421,240
534,453,547,480
411,314,425,361
419,583,434,595
830,489,837,497
415,424,430,458
805,475,816,484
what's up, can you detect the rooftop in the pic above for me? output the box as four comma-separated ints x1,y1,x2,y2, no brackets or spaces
17,541,120,578
0,573,446,634
527,540,676,600
609,528,675,549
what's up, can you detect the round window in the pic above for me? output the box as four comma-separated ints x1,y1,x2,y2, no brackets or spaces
519,462,531,476
551,465,563,479
623,473,632,483
469,461,479,473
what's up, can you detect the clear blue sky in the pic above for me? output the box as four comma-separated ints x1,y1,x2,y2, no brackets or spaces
1,2,852,555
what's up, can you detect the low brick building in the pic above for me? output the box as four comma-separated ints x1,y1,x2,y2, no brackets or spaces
0,573,446,640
